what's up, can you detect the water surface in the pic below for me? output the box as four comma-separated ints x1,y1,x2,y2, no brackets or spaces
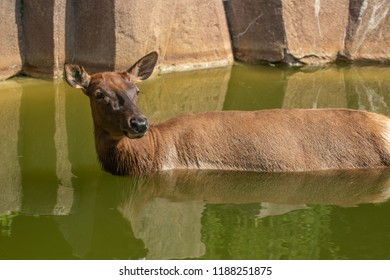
1,64,390,259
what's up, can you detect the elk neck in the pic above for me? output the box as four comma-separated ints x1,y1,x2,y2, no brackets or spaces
93,123,165,176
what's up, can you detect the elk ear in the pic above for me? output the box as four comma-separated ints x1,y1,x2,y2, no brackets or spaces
125,52,158,83
64,63,91,89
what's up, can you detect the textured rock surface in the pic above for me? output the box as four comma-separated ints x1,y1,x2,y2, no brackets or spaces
0,0,23,80
114,0,233,72
67,0,116,72
1,0,390,79
227,0,390,65
22,0,66,77
343,0,390,63
1,0,232,78
225,0,286,63
283,0,350,64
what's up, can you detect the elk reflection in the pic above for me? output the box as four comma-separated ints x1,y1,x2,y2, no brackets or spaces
121,169,390,209
117,169,390,259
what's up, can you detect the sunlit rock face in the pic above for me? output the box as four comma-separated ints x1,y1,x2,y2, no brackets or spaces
282,0,350,65
343,0,390,63
1,0,389,80
114,0,234,72
0,0,23,80
1,0,233,79
226,0,390,65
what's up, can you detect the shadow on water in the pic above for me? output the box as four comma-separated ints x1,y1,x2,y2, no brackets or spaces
1,65,390,259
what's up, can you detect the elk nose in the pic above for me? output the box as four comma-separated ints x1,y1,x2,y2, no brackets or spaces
130,116,148,134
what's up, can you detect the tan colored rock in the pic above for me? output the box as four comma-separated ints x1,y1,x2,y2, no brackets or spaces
283,0,350,64
344,0,390,63
114,0,233,72
1,0,232,78
0,0,23,80
68,0,233,72
2,0,390,77
227,0,350,65
227,0,390,65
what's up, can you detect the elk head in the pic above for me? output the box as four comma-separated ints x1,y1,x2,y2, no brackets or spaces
64,52,158,139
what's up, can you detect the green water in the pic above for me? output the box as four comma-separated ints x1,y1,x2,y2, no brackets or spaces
1,64,390,260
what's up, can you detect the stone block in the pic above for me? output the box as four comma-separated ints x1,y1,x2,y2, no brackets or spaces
0,0,23,80
283,0,350,64
22,0,66,77
225,0,286,63
114,0,233,72
67,0,116,72
344,0,390,63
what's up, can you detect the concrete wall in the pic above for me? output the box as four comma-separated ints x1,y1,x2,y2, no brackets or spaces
1,0,389,80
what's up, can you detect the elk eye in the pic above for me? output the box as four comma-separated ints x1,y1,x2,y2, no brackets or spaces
95,91,104,99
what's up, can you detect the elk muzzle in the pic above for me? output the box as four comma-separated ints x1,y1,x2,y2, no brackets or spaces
123,115,149,138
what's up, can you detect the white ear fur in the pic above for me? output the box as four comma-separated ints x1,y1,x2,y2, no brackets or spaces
126,52,158,83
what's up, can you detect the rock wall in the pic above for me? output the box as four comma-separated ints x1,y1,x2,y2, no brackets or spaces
0,0,232,79
0,0,23,80
114,0,233,73
226,0,390,65
1,0,389,79
22,0,66,77
343,0,390,62
224,0,286,63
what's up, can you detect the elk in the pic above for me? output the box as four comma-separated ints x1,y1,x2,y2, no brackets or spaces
64,52,390,176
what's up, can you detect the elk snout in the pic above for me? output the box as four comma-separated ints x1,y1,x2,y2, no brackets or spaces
129,116,149,135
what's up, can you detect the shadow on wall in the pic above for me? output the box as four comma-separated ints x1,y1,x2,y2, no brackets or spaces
15,0,116,75
18,1,56,77
65,0,116,72
15,0,116,77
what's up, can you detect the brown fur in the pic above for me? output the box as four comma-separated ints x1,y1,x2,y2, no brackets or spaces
95,109,390,175
63,52,390,176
